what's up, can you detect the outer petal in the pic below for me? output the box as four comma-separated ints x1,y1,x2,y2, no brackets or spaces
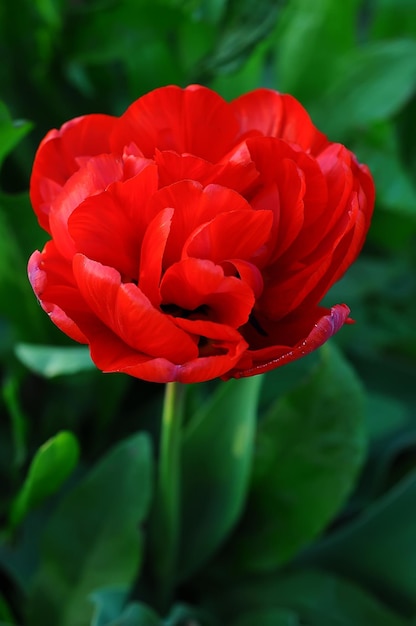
231,89,328,154
30,114,116,230
49,153,124,258
72,254,198,363
89,318,248,383
227,304,350,379
67,163,159,279
28,244,88,343
111,85,240,162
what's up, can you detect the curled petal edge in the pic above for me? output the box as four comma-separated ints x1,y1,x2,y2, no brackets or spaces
226,303,350,380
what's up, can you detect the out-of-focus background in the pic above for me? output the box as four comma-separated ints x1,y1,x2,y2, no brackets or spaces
0,1,416,624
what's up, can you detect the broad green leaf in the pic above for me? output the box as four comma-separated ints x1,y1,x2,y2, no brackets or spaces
209,569,407,626
311,39,416,139
0,101,32,170
303,471,416,615
15,344,96,377
178,376,262,581
230,344,366,571
27,433,153,626
10,431,79,530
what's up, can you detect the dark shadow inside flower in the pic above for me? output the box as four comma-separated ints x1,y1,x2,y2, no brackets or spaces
248,312,268,337
160,303,210,320
197,336,228,357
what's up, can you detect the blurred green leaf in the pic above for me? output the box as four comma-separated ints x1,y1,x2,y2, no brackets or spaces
15,344,95,377
371,0,416,40
2,375,27,468
0,101,33,171
27,433,153,626
311,39,416,139
275,0,358,99
230,344,366,571
0,592,15,624
303,471,416,616
209,568,407,626
365,392,409,441
0,195,47,341
354,122,416,218
10,431,79,530
90,589,160,626
178,376,262,581
229,608,299,626
211,40,270,100
197,0,280,78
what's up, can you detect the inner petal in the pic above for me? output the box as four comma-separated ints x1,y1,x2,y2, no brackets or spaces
160,258,255,328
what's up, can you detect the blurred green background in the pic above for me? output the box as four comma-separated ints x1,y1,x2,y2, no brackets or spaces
0,0,416,624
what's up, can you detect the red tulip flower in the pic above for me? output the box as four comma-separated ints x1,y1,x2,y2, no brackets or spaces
28,85,374,383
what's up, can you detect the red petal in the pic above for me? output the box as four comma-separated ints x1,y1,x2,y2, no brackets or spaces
150,181,253,266
184,208,273,264
72,254,198,363
28,245,88,343
231,89,328,154
30,114,116,231
112,85,240,162
227,304,350,378
155,147,259,194
160,258,255,328
139,207,174,306
49,154,124,259
68,163,159,279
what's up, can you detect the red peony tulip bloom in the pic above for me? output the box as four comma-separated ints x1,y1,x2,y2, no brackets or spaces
28,85,374,383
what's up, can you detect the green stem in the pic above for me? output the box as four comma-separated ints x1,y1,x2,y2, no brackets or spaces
153,381,186,609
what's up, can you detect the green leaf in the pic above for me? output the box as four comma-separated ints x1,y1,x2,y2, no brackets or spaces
0,592,15,624
90,589,160,626
353,122,416,218
311,39,416,139
15,344,96,377
0,195,47,342
0,101,33,171
178,376,262,581
303,471,416,615
209,569,407,626
230,344,366,571
27,433,153,626
10,431,79,530
275,0,358,99
229,608,300,626
114,604,160,626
